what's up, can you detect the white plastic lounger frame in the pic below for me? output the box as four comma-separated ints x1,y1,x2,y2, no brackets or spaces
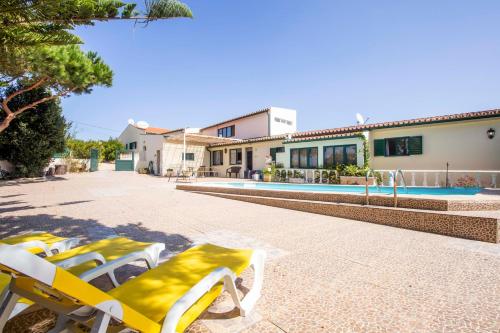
156,249,265,333
6,231,81,257
0,242,165,331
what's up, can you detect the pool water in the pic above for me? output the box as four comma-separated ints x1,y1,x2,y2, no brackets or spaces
205,182,482,196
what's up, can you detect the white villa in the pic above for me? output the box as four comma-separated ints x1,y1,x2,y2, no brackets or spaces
118,107,500,186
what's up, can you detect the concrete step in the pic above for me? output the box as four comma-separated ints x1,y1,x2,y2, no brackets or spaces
190,190,499,243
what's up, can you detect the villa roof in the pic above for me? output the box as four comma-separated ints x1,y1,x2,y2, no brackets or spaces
133,125,170,135
291,108,500,138
207,108,500,148
201,108,271,130
145,127,170,134
283,132,363,143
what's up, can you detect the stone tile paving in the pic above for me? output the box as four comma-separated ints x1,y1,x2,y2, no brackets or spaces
1,171,499,332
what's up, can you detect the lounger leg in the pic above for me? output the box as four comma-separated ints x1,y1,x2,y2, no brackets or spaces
0,290,21,331
224,250,266,316
90,312,111,333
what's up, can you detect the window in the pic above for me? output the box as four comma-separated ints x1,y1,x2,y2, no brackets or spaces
128,142,137,150
270,147,285,161
229,148,242,165
212,150,223,165
274,117,293,126
217,125,235,138
323,144,358,167
290,147,318,168
374,136,423,157
182,153,195,161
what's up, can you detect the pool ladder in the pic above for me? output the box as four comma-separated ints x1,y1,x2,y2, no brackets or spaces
364,169,380,206
365,169,407,207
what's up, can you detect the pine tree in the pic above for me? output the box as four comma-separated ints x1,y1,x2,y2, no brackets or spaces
0,0,193,133
0,85,68,177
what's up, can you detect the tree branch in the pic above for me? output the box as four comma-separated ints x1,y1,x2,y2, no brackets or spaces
0,86,73,134
13,88,73,117
1,77,48,115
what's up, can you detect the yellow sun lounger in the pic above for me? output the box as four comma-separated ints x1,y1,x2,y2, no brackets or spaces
0,243,265,333
0,231,80,256
0,237,165,330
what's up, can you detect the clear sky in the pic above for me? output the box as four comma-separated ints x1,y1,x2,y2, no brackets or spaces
62,0,500,140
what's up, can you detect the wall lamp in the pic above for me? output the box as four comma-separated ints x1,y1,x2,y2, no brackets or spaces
487,128,495,139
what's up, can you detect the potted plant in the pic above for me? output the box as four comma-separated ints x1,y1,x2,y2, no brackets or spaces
262,167,273,182
339,165,377,185
289,170,305,183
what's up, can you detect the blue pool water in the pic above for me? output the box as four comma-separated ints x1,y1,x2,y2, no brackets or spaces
206,182,482,196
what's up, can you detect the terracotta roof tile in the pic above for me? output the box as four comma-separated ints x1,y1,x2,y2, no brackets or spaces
291,109,500,138
144,127,169,134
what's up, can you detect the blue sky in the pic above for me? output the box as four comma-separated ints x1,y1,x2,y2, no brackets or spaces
62,0,500,139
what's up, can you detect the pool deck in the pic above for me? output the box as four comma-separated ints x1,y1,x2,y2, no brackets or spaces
1,172,500,332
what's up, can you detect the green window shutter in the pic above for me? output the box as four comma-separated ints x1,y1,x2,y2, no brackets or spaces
373,139,385,156
270,148,276,161
408,136,423,155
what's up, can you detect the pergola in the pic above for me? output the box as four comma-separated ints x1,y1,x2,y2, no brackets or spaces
163,129,240,171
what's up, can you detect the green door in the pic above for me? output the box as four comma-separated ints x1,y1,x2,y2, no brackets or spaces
90,148,99,172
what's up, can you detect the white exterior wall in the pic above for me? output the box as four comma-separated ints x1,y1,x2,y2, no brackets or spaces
208,140,285,177
118,124,144,170
268,107,297,136
281,137,365,169
161,142,207,176
136,134,164,172
201,112,269,139
370,118,500,170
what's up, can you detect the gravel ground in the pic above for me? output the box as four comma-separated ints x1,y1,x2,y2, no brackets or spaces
1,170,500,333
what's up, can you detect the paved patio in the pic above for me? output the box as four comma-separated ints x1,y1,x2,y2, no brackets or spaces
1,171,499,332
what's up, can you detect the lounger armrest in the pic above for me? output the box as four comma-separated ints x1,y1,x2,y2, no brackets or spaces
78,248,161,283
13,240,52,257
49,237,81,253
56,252,106,272
161,267,236,333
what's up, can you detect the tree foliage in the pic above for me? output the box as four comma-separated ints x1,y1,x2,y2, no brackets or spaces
0,0,192,134
0,45,113,133
0,84,67,177
66,137,124,161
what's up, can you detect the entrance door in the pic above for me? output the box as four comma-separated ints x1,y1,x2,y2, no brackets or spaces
156,150,161,175
246,149,253,171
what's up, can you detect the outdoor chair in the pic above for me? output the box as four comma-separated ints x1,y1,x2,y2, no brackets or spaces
226,166,242,178
0,243,265,333
176,167,196,183
196,166,207,178
0,232,81,256
0,237,164,329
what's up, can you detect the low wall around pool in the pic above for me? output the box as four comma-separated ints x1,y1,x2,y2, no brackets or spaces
176,184,500,211
177,183,500,243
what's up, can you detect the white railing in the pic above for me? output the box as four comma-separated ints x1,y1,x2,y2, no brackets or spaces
375,170,499,188
273,168,500,188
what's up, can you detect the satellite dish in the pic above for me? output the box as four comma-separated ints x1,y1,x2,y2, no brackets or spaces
136,121,149,129
356,113,369,125
128,118,135,125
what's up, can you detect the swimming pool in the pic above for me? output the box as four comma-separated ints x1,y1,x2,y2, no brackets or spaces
203,182,482,196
